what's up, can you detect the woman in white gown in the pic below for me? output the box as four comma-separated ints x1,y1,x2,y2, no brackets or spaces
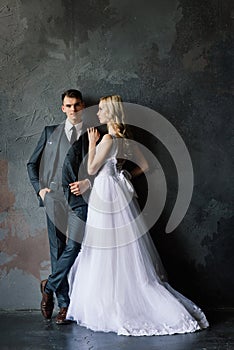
66,95,209,336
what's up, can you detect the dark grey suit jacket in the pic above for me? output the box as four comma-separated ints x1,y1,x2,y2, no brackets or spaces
27,122,90,208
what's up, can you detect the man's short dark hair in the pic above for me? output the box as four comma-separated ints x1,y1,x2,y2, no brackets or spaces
62,89,83,103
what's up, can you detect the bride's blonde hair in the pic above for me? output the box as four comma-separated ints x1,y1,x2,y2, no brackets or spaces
100,94,132,159
99,95,128,138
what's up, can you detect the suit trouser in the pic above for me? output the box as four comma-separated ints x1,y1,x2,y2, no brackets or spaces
43,190,87,308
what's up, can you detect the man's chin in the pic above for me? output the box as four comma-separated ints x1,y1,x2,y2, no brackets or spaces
69,117,82,124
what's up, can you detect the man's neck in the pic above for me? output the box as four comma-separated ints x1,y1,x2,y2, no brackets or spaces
66,119,83,127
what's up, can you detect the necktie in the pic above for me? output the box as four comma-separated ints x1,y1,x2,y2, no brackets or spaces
70,126,77,144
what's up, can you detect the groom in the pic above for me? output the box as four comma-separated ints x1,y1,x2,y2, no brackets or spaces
27,89,91,324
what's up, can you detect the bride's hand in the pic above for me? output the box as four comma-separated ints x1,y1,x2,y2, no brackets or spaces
87,127,100,144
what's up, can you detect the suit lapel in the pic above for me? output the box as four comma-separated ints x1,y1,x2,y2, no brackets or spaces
47,122,65,164
81,123,89,160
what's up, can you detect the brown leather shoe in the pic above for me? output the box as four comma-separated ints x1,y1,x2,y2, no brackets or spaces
55,307,71,325
40,279,54,319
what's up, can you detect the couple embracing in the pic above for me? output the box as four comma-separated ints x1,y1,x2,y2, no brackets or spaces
27,90,209,336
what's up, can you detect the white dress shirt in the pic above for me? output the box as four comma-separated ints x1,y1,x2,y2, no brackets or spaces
65,119,83,142
64,119,92,189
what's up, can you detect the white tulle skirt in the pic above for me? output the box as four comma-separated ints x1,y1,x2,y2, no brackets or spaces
66,171,209,336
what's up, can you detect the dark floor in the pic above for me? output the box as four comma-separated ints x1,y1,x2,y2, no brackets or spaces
0,309,233,350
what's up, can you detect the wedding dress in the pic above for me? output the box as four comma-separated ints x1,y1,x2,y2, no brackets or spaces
66,136,209,336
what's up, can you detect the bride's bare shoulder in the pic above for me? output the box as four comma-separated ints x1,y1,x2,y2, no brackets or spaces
101,134,113,142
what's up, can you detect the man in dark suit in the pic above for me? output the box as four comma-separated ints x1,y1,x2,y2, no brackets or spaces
27,89,91,324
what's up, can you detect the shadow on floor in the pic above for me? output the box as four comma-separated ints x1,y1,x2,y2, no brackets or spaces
0,309,233,350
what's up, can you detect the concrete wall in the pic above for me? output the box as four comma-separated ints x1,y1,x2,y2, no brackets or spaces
0,0,233,309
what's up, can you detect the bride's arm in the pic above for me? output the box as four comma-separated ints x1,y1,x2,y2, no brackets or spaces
128,144,149,178
87,129,113,175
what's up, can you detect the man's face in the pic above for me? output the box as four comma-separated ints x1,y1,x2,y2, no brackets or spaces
61,96,85,125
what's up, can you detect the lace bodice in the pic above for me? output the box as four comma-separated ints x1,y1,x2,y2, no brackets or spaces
96,135,119,177
95,135,135,195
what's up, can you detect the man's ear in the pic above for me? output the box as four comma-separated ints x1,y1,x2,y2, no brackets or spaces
61,105,65,113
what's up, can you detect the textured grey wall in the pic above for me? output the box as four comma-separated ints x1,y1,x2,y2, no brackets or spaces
0,0,233,309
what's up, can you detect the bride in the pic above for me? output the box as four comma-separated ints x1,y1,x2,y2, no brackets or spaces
66,95,209,336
